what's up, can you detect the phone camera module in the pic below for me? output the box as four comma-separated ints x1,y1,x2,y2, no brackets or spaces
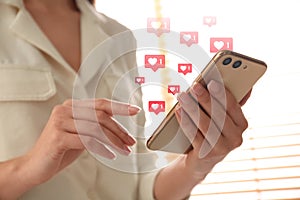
222,57,232,65
232,60,242,68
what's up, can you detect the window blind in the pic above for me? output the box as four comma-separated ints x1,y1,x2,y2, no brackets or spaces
190,73,300,199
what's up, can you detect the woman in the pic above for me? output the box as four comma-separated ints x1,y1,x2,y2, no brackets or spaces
0,0,249,199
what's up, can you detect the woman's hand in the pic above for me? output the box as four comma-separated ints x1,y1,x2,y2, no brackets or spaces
24,99,140,186
176,81,249,178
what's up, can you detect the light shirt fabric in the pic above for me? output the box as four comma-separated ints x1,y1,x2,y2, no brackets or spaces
0,0,159,199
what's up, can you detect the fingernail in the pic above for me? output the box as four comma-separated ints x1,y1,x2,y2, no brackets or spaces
208,80,220,94
107,153,117,160
123,145,132,155
175,107,181,118
192,82,205,96
177,92,190,104
127,136,136,145
103,152,116,160
128,105,141,113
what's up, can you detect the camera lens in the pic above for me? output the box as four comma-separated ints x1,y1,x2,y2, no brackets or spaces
233,60,242,68
223,57,232,65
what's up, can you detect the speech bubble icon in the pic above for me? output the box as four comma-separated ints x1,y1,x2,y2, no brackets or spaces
145,55,165,72
203,16,216,27
168,85,180,95
210,37,233,53
180,32,198,47
135,76,145,85
147,18,170,37
148,101,165,115
178,63,192,75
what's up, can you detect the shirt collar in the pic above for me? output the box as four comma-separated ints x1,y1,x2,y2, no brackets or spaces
0,0,23,8
3,0,111,76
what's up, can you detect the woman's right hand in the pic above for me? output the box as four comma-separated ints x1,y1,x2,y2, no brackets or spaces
23,98,140,187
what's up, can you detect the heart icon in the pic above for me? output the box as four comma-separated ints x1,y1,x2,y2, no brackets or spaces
151,21,162,29
214,41,224,50
169,86,176,92
179,65,187,71
205,17,212,24
136,78,141,82
183,34,192,42
151,103,159,110
148,58,158,66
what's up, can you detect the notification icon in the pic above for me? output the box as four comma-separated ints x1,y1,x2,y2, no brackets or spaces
210,37,233,52
135,77,145,85
203,16,217,27
145,55,165,72
149,101,165,115
168,85,180,95
147,18,170,37
178,63,192,75
180,32,198,47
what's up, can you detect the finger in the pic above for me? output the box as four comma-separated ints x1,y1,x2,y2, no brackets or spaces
62,133,85,150
71,107,136,145
190,82,229,131
99,115,136,146
239,89,252,106
95,126,132,156
175,108,213,158
175,107,198,144
178,92,226,154
79,135,116,159
64,119,132,156
64,99,141,116
177,92,210,134
207,81,248,129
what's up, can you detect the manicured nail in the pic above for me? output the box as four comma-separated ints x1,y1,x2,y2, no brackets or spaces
127,135,136,145
192,82,205,96
208,80,220,94
177,92,190,104
123,145,132,155
107,153,117,160
175,107,182,118
103,152,116,160
128,105,141,113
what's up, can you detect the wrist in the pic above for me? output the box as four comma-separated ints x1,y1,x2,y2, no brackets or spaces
183,154,217,184
0,155,36,199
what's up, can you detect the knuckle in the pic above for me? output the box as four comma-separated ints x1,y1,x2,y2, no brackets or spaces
96,98,109,108
52,105,65,116
52,117,64,129
51,105,68,129
232,137,243,149
241,118,249,130
63,99,72,106
97,111,107,121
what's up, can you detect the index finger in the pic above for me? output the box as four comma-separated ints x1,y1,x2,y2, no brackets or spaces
207,81,248,129
64,99,141,116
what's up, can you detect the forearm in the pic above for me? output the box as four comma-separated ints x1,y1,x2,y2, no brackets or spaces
0,156,33,200
154,156,208,200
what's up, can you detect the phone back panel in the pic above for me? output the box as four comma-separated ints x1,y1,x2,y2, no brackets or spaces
147,50,267,154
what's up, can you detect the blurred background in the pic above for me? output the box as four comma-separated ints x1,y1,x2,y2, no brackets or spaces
95,0,300,199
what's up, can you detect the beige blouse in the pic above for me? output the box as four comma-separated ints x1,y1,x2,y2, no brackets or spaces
0,0,159,199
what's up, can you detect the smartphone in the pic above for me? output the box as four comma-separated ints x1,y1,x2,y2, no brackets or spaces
146,50,267,154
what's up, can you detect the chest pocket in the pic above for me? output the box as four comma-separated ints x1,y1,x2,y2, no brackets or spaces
0,66,56,101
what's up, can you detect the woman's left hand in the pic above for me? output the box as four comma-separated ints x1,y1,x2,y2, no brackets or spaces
176,80,249,178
